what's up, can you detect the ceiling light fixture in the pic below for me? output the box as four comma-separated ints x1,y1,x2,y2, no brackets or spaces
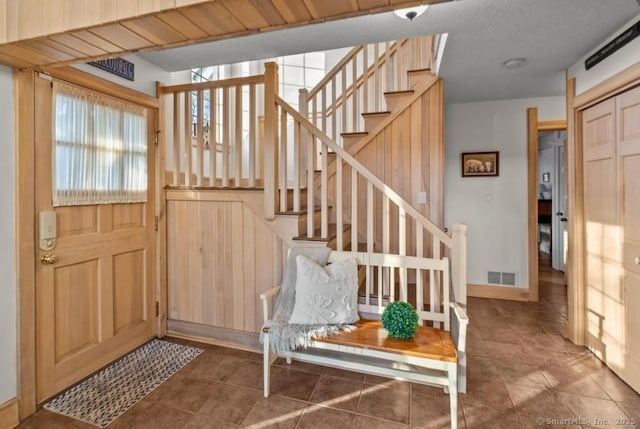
502,58,527,70
394,5,428,21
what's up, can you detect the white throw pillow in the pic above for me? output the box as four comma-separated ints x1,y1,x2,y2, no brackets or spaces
288,255,359,325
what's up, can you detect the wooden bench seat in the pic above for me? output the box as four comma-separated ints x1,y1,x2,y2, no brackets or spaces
261,251,468,429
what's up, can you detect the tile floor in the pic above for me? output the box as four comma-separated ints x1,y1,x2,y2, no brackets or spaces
17,255,640,429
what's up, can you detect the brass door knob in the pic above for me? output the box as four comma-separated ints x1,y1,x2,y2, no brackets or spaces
40,253,57,265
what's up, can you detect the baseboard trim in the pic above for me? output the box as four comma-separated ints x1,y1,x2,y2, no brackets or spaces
167,320,261,354
468,283,530,301
0,398,19,429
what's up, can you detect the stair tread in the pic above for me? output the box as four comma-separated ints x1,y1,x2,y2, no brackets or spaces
384,89,414,96
362,111,391,117
341,131,369,137
293,223,351,241
407,68,432,73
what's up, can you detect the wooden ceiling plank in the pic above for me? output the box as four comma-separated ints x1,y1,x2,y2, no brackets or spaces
0,43,59,66
247,0,286,26
48,33,109,57
122,16,188,46
37,37,87,59
17,40,77,62
200,2,248,33
0,48,34,69
69,30,122,54
179,5,226,37
88,24,154,51
357,0,389,10
222,0,270,29
155,10,209,40
302,0,355,19
270,0,312,23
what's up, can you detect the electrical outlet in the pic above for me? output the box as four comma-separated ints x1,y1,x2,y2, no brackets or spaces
418,192,427,204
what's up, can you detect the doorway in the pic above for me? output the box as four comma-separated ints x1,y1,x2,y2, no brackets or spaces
526,108,566,303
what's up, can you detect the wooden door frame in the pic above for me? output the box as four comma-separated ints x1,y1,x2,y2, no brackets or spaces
563,62,640,346
16,67,160,419
526,108,566,304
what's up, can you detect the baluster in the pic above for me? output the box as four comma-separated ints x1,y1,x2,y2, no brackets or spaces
306,135,315,236
367,182,374,253
385,41,391,93
292,119,300,212
336,155,343,250
352,56,357,131
399,207,406,301
184,91,192,187
235,85,243,186
249,84,256,187
432,233,441,328
416,227,424,316
341,67,347,146
321,88,327,137
331,76,337,143
172,93,181,186
362,44,369,115
279,110,288,211
222,86,230,187
374,42,380,112
209,88,217,186
351,168,357,251
382,195,390,296
196,89,204,186
321,145,328,238
298,89,309,189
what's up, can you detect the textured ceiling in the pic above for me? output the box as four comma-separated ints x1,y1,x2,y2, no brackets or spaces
140,0,640,103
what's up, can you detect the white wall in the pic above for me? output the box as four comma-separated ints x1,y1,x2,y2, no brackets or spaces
73,55,190,96
444,96,565,288
0,65,17,404
569,13,640,95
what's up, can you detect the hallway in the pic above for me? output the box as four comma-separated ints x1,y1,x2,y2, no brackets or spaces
17,257,640,429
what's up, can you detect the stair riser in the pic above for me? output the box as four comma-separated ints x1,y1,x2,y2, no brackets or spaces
279,189,308,210
408,69,432,89
297,209,323,234
363,114,390,131
384,92,413,112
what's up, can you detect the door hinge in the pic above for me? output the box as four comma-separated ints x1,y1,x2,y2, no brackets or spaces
155,301,160,317
154,215,159,231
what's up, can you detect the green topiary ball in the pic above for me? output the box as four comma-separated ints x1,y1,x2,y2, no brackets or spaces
381,301,419,339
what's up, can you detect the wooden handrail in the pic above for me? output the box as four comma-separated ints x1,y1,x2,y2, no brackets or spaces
274,94,451,247
160,74,265,94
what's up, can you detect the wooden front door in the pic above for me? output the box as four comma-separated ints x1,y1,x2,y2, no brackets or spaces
34,75,157,402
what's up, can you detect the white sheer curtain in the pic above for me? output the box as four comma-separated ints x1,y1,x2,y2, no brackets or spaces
53,82,147,207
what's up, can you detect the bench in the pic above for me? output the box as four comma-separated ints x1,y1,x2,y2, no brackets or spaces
261,250,468,429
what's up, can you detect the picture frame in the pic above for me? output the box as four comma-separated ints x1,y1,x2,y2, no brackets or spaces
461,151,499,177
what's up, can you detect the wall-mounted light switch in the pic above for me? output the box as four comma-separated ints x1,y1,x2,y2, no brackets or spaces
418,192,427,204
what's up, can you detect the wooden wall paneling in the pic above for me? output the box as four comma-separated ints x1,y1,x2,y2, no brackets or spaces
231,202,245,330
16,69,37,419
17,40,75,63
0,0,6,44
1,43,58,66
428,81,444,229
243,206,257,332
137,0,175,15
302,0,354,19
186,202,205,324
166,201,189,320
65,0,96,33
0,398,19,429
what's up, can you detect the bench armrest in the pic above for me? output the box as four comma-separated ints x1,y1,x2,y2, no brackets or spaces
260,286,281,324
450,302,469,353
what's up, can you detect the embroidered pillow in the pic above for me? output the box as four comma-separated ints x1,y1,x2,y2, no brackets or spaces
288,255,359,325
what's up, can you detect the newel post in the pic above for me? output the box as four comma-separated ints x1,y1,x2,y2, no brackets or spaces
263,62,279,220
450,224,467,307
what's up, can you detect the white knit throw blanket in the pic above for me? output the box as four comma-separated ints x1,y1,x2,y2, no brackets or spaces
260,246,347,353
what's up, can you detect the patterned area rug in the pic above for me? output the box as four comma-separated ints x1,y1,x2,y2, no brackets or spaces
44,339,203,427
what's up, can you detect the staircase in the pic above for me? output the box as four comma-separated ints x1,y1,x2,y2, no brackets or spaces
159,35,467,330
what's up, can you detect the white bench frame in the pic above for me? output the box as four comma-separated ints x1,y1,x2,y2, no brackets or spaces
261,251,468,429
